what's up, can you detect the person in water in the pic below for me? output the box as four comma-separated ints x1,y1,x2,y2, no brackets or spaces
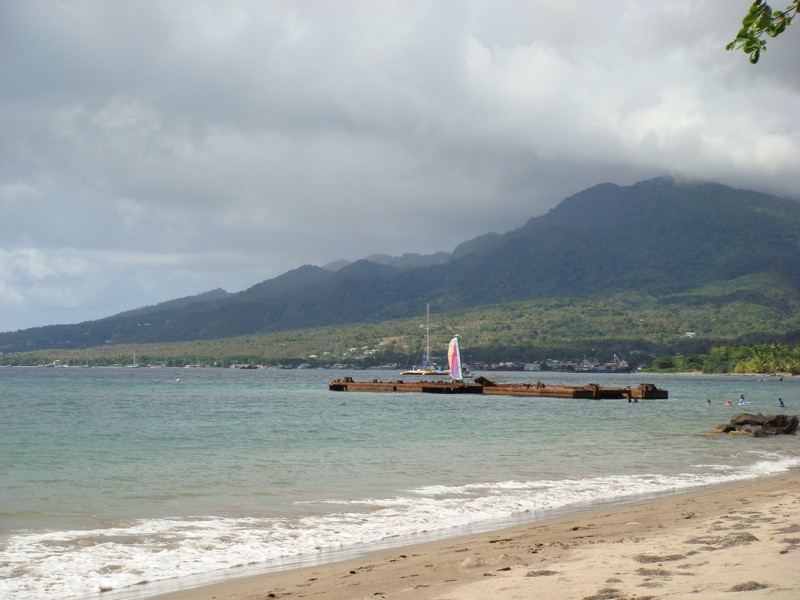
778,398,785,408
725,399,732,406
706,398,711,406
737,394,747,405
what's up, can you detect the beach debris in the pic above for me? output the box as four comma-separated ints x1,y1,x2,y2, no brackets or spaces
684,531,759,550
526,569,559,577
636,567,672,576
638,581,664,588
778,532,800,554
711,413,798,437
728,581,769,592
633,553,686,563
582,588,625,599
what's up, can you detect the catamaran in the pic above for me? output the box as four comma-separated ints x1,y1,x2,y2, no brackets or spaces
400,303,449,375
448,335,463,381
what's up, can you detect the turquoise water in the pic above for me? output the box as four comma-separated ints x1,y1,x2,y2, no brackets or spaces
1,367,798,598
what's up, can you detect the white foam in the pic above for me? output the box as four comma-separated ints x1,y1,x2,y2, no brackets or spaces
1,452,798,599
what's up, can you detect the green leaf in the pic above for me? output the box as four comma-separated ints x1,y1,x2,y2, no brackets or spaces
768,22,786,35
757,12,773,29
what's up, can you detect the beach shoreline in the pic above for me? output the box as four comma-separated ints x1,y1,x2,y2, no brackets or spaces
151,473,800,600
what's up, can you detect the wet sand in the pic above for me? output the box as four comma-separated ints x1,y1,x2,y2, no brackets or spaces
153,474,799,600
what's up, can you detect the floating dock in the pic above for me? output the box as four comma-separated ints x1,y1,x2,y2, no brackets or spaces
328,376,668,400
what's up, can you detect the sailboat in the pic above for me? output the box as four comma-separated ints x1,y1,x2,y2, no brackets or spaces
400,303,448,376
448,336,463,381
127,350,140,368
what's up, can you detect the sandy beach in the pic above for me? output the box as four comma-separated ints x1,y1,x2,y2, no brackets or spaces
153,474,799,600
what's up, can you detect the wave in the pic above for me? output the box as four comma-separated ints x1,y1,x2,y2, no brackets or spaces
2,450,798,599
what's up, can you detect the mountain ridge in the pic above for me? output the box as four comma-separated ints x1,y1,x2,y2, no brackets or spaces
2,176,798,353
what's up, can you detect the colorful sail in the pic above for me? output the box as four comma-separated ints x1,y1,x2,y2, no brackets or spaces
448,336,462,380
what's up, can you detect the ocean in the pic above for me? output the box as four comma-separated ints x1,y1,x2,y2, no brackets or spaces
1,367,798,599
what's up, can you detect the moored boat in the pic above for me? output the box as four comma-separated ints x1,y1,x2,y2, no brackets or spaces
575,354,634,373
400,303,450,375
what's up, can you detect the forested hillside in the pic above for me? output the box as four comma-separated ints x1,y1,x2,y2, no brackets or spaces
5,275,799,368
1,177,798,356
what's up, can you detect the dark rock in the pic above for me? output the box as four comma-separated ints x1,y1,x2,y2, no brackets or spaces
753,427,782,437
730,413,767,426
738,424,763,436
720,413,799,437
763,414,789,428
778,415,798,434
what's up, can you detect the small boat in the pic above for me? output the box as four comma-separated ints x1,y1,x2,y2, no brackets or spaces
576,354,633,373
601,355,634,373
448,336,463,381
401,303,449,376
400,366,431,376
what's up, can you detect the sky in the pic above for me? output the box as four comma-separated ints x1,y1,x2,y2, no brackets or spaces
2,1,799,333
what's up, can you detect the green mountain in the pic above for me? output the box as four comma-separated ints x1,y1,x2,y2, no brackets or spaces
2,177,798,354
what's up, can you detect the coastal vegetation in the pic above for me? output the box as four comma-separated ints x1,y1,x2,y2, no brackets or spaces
1,178,798,372
3,276,798,372
651,344,800,375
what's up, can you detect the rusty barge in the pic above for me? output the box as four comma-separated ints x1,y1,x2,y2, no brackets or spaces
329,376,668,400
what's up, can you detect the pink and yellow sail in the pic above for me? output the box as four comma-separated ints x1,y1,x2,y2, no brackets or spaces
447,336,462,381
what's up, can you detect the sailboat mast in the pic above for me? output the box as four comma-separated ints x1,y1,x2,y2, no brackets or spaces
425,302,430,367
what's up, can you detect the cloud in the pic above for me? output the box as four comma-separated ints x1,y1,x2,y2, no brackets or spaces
0,248,91,322
1,0,799,331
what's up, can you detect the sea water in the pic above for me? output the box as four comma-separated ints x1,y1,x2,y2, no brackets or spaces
1,367,798,599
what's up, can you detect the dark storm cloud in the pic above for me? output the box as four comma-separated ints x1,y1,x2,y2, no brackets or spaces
1,1,798,331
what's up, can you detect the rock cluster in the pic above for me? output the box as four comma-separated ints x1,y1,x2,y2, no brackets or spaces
716,413,799,437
